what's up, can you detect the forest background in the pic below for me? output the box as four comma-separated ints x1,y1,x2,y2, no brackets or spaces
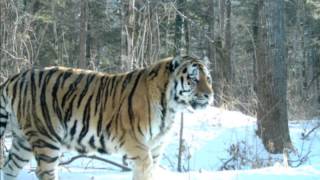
0,0,319,158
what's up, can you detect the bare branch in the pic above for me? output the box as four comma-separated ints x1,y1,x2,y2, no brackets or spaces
59,155,131,172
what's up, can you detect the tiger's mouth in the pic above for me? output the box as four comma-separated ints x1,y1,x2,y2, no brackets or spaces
189,99,209,110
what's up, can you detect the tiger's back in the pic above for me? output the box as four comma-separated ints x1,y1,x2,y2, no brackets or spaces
0,56,213,180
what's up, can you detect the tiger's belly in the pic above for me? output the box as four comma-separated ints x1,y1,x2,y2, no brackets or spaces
61,129,118,156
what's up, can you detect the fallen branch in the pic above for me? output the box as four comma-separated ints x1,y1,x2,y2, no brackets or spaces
59,155,131,172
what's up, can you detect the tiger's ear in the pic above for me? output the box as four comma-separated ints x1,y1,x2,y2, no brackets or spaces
169,55,182,72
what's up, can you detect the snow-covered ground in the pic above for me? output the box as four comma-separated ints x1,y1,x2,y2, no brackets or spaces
2,107,320,179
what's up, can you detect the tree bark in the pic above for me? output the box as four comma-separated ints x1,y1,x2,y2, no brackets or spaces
174,0,183,56
223,0,232,107
79,0,88,68
175,0,188,172
255,0,292,154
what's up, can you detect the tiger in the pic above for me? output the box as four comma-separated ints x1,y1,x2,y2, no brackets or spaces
0,55,213,180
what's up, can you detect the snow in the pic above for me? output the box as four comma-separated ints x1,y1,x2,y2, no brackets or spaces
2,107,320,179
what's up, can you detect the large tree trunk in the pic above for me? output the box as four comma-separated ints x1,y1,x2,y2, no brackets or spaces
223,0,232,107
79,0,88,68
207,0,215,67
255,0,292,154
174,0,183,56
175,0,183,172
212,0,232,108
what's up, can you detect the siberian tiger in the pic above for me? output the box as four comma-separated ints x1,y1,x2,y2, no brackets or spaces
0,55,213,180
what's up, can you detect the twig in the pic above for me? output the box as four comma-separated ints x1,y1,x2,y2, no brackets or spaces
219,157,234,170
301,123,320,140
59,155,131,172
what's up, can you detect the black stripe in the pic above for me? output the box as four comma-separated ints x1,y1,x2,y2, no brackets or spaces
32,139,60,150
0,121,6,127
112,77,121,108
37,170,55,179
52,73,64,123
35,154,59,163
95,77,104,115
159,92,167,133
17,140,32,152
77,75,95,108
97,135,108,154
97,108,103,136
20,70,29,79
11,80,18,106
105,121,112,138
137,123,144,136
103,77,111,108
78,95,93,143
159,79,169,134
12,141,21,151
61,71,73,88
30,70,53,140
8,73,20,83
148,64,161,80
40,69,62,143
62,74,84,108
121,71,134,93
146,93,152,138
128,71,144,132
38,71,44,86
11,153,29,163
0,113,8,119
64,95,76,132
70,120,78,141
30,70,36,107
4,173,16,177
97,77,108,136
7,163,14,170
33,114,56,142
89,136,96,149
25,130,38,138
22,77,29,118
30,71,56,142
17,75,25,121
180,76,185,91
109,77,116,96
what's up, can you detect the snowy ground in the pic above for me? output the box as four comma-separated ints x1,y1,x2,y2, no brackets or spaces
2,107,320,179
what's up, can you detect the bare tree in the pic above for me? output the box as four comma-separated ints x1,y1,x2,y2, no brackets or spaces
79,0,88,68
255,0,292,154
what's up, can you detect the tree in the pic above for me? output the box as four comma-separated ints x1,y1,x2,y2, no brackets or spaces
211,0,233,108
175,0,184,172
79,0,88,68
255,0,292,154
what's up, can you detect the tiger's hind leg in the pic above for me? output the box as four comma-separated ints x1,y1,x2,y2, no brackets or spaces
3,136,33,180
123,142,154,180
0,99,9,168
33,142,60,180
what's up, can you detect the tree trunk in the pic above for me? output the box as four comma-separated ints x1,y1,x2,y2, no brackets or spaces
177,113,184,172
175,0,188,172
219,0,225,35
79,0,88,68
255,0,292,154
223,0,232,107
174,0,183,56
120,0,128,72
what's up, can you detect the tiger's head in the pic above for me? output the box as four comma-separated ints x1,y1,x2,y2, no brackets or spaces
168,55,213,110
